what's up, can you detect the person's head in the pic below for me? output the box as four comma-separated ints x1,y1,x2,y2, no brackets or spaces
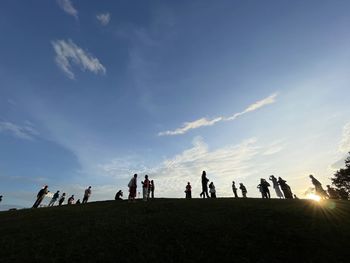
151,180,154,183
202,171,206,176
88,186,91,189
240,183,243,185
72,195,74,197
187,182,190,185
63,193,66,196
134,174,137,178
44,185,48,188
232,181,235,184
145,175,148,179
309,174,314,178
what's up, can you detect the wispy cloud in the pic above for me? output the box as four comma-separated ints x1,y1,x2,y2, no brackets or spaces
52,39,106,79
57,0,78,19
96,13,111,26
0,121,39,140
339,122,350,153
158,93,278,136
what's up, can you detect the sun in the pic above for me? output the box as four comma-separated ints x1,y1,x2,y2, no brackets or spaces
307,193,321,202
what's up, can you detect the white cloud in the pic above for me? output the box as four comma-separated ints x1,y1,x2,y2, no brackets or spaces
158,117,223,136
96,13,111,26
339,122,350,153
225,93,278,121
159,93,278,136
52,39,106,79
0,121,39,140
57,0,78,18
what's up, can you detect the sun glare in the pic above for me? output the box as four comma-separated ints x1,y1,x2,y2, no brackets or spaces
307,194,321,202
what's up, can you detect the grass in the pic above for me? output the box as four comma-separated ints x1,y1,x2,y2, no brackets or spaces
0,198,349,262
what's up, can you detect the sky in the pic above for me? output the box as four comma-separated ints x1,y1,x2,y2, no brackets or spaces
1,0,350,208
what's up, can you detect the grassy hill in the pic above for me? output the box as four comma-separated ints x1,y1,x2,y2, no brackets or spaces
0,198,349,262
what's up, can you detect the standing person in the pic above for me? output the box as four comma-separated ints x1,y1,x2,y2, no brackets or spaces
260,179,271,199
150,180,155,199
58,193,66,206
269,175,284,199
115,190,123,200
209,182,216,198
0,195,3,203
141,175,150,201
67,195,75,205
185,182,192,199
232,181,238,198
199,171,209,198
48,190,60,207
278,177,293,199
239,183,247,198
33,185,49,208
309,175,328,199
128,174,137,201
82,186,92,204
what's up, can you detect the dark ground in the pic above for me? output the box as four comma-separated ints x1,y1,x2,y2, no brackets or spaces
0,198,349,262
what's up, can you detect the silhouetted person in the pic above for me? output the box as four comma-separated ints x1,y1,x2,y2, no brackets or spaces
82,186,92,204
142,175,150,201
232,181,238,198
293,194,299,199
200,171,209,198
33,185,49,208
278,177,293,199
76,199,81,204
68,195,74,205
0,195,2,203
58,193,66,206
309,175,328,199
150,180,155,198
260,179,270,199
48,190,60,207
240,183,247,198
115,190,123,200
209,182,216,198
185,182,192,199
257,184,263,198
326,185,339,199
269,175,284,199
128,174,137,201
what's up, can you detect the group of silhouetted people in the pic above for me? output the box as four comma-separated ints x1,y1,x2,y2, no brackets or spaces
128,174,155,201
28,170,343,210
32,185,93,208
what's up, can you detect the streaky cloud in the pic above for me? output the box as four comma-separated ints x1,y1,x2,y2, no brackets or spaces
158,93,278,136
52,39,106,79
0,121,39,140
57,0,78,18
96,13,111,26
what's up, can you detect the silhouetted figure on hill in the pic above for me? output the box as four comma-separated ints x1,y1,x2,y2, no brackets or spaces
209,182,216,198
293,194,299,199
0,195,3,203
240,183,247,198
257,184,263,198
76,199,81,204
309,175,328,199
142,175,150,201
68,195,74,205
200,171,209,198
185,182,192,199
278,177,293,199
260,179,271,199
48,190,60,207
58,193,66,206
150,180,155,198
128,174,137,201
269,175,284,199
33,185,49,208
232,181,238,198
115,190,123,200
326,185,339,199
82,186,92,204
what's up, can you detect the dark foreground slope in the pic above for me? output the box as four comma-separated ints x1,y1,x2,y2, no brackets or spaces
0,198,349,262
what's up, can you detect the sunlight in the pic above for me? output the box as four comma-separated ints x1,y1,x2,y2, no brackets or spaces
307,193,321,202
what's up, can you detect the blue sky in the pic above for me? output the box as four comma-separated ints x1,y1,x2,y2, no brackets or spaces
1,0,350,208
